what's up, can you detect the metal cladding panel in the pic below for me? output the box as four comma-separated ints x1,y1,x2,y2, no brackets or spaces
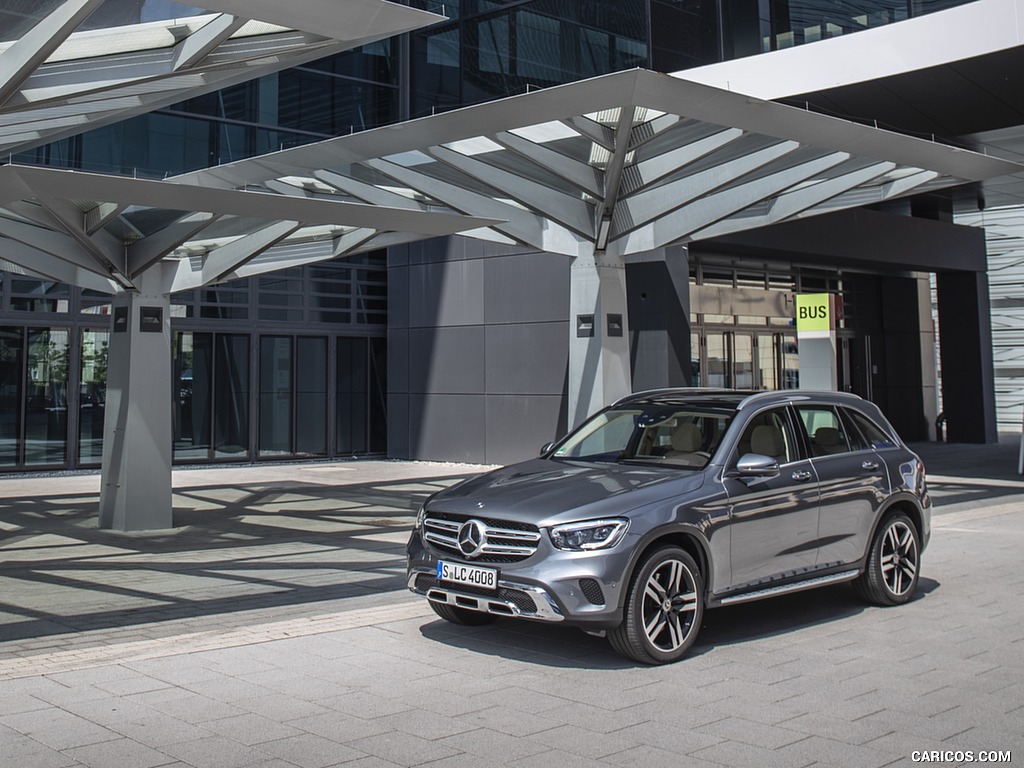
484,322,568,396
485,396,566,467
408,260,485,328
387,328,410,393
483,251,570,325
408,326,486,395
387,261,411,330
387,393,411,459
409,394,487,463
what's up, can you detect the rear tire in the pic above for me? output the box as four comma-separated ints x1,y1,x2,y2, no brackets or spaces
608,546,703,664
855,512,920,606
429,601,495,626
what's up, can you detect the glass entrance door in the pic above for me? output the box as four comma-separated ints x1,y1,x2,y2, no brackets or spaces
694,331,799,390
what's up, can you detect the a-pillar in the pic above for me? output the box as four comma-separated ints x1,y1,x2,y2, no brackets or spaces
98,275,173,530
568,252,631,428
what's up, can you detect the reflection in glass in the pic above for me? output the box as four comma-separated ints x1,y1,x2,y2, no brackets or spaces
337,337,368,454
259,336,292,457
690,332,701,387
296,337,328,455
782,335,799,389
706,333,730,388
757,334,777,390
214,335,249,458
79,330,108,464
368,337,387,453
0,327,23,466
25,328,69,465
734,334,753,388
173,331,212,460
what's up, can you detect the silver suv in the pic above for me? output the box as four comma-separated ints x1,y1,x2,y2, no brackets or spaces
406,389,931,664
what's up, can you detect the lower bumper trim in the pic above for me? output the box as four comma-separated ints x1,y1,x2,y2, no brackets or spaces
408,572,564,622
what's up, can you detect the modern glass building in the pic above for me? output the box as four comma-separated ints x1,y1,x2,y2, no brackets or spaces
2,0,1021,477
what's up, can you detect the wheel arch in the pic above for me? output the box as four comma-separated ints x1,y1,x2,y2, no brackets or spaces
618,526,713,611
871,495,925,548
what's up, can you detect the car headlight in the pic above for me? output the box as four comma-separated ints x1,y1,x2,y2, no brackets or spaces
414,505,426,530
549,518,629,551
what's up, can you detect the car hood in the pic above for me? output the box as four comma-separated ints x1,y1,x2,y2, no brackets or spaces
426,458,707,527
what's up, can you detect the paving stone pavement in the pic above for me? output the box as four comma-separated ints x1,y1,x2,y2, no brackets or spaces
1,442,1022,768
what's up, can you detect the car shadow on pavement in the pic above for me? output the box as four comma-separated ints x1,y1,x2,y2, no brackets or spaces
417,577,941,669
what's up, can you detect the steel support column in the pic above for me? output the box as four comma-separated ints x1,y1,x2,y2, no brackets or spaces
98,274,173,531
568,254,631,428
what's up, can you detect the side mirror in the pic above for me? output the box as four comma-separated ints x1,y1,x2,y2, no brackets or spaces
733,453,780,478
540,442,556,456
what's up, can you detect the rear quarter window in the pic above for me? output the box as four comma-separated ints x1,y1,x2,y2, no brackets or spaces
846,409,898,450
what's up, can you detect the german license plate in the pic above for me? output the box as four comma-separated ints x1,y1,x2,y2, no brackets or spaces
438,561,498,590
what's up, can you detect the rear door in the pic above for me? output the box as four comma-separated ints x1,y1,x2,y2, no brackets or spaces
796,404,889,568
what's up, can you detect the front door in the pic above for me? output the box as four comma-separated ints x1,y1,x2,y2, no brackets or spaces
723,406,819,589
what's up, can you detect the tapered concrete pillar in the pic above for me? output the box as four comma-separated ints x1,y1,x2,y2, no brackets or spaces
98,275,173,531
568,253,631,428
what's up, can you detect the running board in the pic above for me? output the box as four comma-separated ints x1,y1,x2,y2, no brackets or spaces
719,569,860,606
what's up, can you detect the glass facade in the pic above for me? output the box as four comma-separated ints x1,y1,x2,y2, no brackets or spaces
14,44,401,176
409,0,655,118
0,254,388,472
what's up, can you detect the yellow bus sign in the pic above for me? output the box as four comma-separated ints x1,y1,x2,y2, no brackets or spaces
796,293,833,337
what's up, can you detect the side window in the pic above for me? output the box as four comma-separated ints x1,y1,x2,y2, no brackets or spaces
846,409,898,450
837,408,869,451
736,408,796,464
797,406,852,457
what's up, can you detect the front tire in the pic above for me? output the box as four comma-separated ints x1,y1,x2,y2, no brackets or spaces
429,600,496,626
609,546,704,664
855,512,921,606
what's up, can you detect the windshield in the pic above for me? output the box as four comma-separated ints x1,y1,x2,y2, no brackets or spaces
552,405,734,469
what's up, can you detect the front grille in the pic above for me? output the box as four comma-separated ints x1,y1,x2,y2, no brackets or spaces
579,578,605,605
423,512,541,564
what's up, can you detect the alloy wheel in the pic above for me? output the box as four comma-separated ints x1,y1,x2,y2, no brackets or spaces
641,558,699,652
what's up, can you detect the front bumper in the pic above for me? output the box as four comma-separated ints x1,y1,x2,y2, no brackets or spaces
406,528,628,627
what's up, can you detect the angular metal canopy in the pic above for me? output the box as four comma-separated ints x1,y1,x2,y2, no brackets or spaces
176,68,1022,259
0,163,498,294
0,0,443,157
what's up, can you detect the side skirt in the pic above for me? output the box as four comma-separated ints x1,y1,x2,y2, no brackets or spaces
712,569,861,607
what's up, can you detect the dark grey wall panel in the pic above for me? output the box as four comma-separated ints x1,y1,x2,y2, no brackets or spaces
408,326,486,394
483,252,571,324
409,394,487,462
388,264,410,330
485,395,565,466
387,328,410,393
387,393,411,458
484,322,568,395
408,259,485,328
389,235,572,464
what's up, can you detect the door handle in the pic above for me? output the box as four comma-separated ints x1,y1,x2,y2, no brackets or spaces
791,470,813,482
862,461,879,471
